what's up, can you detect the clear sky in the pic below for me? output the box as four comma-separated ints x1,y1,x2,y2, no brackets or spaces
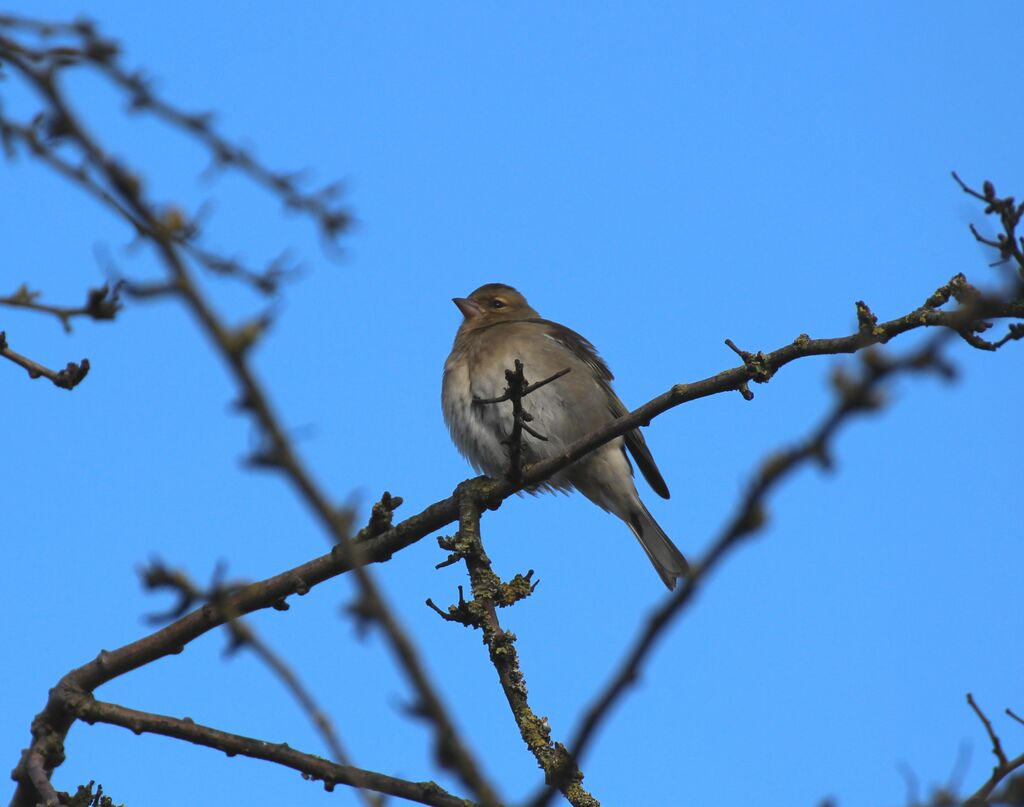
3,3,1023,806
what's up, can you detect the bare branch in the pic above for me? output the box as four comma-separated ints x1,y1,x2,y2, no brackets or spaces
429,486,594,805
959,693,1024,806
72,697,472,807
0,330,89,389
968,693,1009,769
0,282,122,332
952,172,1024,274
527,342,959,807
0,16,351,242
139,561,373,802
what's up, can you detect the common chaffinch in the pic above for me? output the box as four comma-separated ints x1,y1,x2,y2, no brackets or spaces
442,283,688,589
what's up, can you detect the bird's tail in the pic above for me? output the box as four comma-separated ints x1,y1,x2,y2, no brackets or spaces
627,504,689,590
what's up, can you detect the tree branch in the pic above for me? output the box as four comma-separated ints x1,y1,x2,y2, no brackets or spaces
428,484,596,806
71,696,473,807
961,694,1024,806
139,562,383,806
527,341,959,807
0,330,89,389
0,283,122,332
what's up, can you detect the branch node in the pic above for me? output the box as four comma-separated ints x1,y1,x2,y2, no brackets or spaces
968,692,1009,769
724,338,773,383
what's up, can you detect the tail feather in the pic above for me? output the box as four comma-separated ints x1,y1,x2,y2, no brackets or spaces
628,505,689,590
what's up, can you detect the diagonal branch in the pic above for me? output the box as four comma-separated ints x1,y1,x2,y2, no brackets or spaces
527,342,959,807
968,693,1009,769
139,561,379,806
961,694,1024,806
71,696,473,807
0,330,89,390
0,15,351,242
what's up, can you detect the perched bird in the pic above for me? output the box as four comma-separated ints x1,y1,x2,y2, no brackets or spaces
442,283,688,589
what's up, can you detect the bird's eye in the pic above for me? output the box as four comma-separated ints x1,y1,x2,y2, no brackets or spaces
491,299,506,309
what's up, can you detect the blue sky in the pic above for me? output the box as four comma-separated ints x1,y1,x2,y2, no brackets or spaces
3,3,1023,806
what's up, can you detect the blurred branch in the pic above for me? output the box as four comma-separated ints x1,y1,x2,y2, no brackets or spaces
71,697,472,807
139,560,381,807
0,14,350,241
0,330,89,389
953,172,1024,275
962,694,1024,806
427,486,596,805
0,283,121,332
4,16,495,807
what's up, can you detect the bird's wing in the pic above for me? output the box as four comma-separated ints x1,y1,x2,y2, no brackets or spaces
537,319,671,500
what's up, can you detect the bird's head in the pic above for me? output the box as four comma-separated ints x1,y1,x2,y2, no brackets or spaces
452,283,540,331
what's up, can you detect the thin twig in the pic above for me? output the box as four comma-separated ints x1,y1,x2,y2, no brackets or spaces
473,365,571,405
474,362,570,484
968,692,1009,768
953,172,1024,274
0,283,122,332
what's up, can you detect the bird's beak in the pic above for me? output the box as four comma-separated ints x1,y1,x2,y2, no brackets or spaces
452,297,483,318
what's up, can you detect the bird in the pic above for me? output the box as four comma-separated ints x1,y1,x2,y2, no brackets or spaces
442,282,688,589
